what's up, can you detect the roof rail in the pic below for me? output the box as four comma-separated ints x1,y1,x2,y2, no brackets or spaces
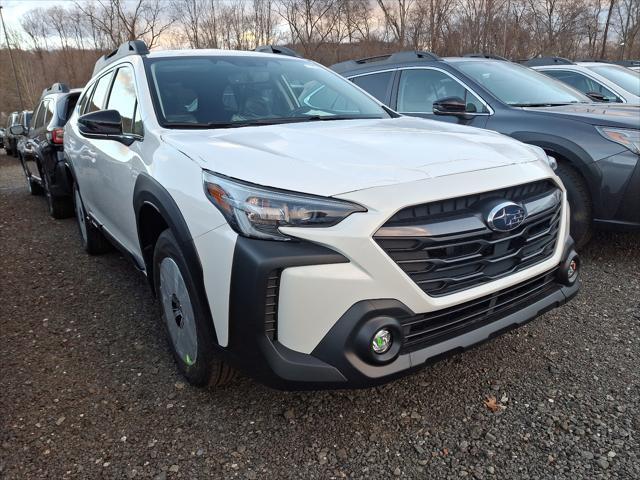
521,56,575,67
93,40,150,76
464,53,509,61
576,58,612,63
41,82,70,98
331,50,440,74
614,59,640,67
255,45,301,58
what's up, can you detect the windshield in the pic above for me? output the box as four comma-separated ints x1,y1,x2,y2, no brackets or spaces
586,65,640,96
455,61,589,106
146,56,390,128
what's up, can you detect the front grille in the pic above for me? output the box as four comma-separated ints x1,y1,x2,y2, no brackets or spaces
400,268,559,352
375,180,562,296
264,270,281,340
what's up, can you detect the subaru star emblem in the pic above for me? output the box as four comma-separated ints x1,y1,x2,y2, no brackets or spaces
487,202,527,232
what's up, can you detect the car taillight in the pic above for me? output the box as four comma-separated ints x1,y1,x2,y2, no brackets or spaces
50,128,64,144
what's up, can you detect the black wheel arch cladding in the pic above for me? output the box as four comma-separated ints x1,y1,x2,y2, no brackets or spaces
132,175,211,322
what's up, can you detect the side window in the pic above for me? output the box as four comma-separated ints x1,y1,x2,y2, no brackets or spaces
87,72,113,113
44,100,55,126
78,85,94,115
351,72,394,103
106,67,139,135
33,102,46,129
397,69,488,114
543,70,619,102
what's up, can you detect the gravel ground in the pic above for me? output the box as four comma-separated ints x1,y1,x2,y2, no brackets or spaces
1,152,639,480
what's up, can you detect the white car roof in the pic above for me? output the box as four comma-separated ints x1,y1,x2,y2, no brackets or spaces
146,49,303,61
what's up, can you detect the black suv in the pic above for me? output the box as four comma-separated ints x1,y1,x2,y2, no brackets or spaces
4,111,20,156
12,83,81,218
332,53,640,246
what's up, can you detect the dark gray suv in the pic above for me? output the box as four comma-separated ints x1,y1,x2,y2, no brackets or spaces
333,53,640,247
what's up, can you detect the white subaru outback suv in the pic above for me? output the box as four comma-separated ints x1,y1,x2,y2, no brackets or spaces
64,41,580,389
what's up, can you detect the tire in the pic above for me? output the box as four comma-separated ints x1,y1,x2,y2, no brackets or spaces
19,154,44,196
73,183,111,254
555,162,592,249
153,229,235,388
43,171,73,219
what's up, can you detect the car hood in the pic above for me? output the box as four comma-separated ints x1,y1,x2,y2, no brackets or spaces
524,103,640,128
161,116,543,197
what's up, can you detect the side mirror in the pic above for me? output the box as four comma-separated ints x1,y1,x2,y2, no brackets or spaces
78,110,134,146
10,125,26,136
433,96,469,117
585,92,607,102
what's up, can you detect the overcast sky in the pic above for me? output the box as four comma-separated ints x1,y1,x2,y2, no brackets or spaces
1,0,70,30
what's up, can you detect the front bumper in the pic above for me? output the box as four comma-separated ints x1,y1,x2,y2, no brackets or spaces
222,236,579,390
193,164,576,389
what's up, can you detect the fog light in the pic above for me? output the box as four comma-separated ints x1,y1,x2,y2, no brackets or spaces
558,251,580,286
372,328,392,354
567,258,578,281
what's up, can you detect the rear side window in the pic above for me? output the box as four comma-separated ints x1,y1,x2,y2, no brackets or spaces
106,67,138,134
351,72,394,102
87,73,113,113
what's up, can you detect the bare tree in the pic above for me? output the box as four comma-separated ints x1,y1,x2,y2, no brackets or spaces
614,0,639,58
600,0,616,57
75,0,175,49
277,0,339,55
377,0,416,46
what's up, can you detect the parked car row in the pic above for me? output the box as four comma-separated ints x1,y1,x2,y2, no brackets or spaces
331,52,640,247
2,42,637,392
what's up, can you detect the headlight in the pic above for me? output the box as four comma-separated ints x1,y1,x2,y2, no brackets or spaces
596,127,640,154
203,171,367,241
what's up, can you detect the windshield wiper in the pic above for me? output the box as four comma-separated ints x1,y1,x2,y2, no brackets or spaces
511,102,578,107
302,115,384,122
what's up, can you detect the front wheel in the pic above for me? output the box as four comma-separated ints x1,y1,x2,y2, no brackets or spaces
73,184,111,254
153,229,235,388
555,162,592,249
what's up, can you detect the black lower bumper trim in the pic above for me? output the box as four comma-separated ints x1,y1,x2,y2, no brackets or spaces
224,237,349,389
223,237,580,391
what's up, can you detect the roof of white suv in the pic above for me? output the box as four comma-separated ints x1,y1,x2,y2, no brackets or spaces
149,49,286,58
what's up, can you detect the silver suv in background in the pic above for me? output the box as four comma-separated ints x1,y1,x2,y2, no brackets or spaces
526,57,640,104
